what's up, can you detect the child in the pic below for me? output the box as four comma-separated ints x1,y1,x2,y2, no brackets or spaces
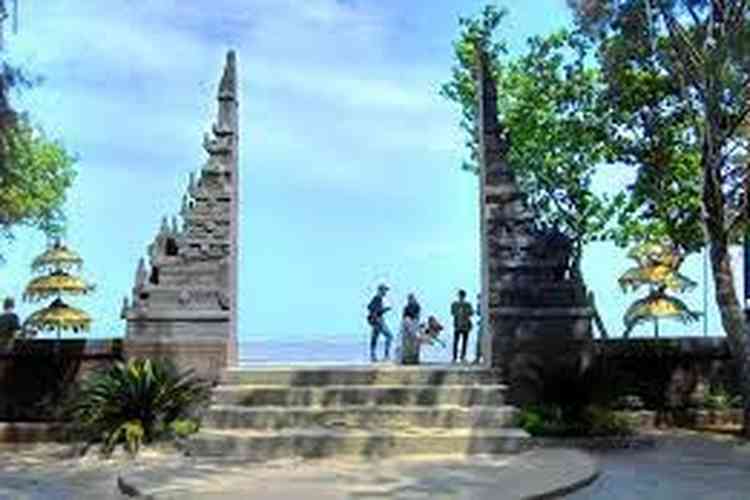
419,316,446,348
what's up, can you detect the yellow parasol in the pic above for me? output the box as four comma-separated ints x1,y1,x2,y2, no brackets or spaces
23,271,94,302
25,298,91,334
23,241,95,343
623,292,700,335
31,240,84,272
620,240,698,337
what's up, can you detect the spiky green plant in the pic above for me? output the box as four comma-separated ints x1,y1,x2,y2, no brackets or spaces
68,358,210,456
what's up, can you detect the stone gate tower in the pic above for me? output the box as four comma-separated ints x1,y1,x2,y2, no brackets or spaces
476,48,593,404
122,52,239,380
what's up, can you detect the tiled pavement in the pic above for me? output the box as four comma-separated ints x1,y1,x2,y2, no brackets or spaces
118,449,598,499
1,431,749,499
566,431,750,500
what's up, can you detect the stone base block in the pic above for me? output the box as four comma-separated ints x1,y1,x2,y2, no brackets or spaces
123,340,227,383
489,307,594,406
0,422,67,443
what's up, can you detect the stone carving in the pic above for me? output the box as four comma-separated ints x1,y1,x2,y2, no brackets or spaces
122,52,239,367
476,47,578,307
475,44,592,405
216,291,230,310
178,289,192,307
134,258,147,290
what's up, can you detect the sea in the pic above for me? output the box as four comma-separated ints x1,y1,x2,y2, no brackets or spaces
237,337,456,365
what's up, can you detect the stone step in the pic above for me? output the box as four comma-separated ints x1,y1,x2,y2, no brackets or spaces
212,384,508,407
222,365,499,386
205,404,520,430
185,427,530,460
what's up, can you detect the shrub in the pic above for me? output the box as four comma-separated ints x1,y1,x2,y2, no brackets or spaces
169,418,200,438
702,385,743,411
582,405,634,437
613,394,645,411
515,405,551,436
67,358,211,456
515,403,633,437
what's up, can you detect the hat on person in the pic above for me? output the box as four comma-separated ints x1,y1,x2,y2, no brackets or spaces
377,283,390,292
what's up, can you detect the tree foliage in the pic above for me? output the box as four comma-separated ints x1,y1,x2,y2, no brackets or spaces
441,7,626,273
598,18,705,252
567,0,750,433
0,120,76,241
0,3,76,253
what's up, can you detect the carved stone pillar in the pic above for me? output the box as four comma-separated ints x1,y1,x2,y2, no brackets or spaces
475,46,593,405
121,52,240,382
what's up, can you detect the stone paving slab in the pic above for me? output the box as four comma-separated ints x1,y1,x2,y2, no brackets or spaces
564,431,750,500
223,364,501,386
118,448,599,499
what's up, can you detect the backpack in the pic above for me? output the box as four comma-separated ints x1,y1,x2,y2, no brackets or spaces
367,297,380,326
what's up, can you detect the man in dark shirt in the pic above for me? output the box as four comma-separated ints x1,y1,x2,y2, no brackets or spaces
450,289,474,364
367,284,392,362
403,293,421,323
0,297,21,347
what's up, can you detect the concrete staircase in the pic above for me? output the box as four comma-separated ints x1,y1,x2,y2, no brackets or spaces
185,365,530,461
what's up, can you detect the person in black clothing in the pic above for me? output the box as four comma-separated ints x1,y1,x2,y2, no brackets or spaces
367,284,393,362
450,289,474,364
0,297,20,348
403,293,421,323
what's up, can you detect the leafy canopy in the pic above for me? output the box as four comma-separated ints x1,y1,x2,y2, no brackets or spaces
441,5,625,268
1,22,76,253
0,119,76,241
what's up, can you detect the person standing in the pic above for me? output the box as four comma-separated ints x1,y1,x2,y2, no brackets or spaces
0,297,20,349
367,284,393,362
450,289,474,364
403,293,421,323
399,310,420,365
400,294,421,365
473,293,484,364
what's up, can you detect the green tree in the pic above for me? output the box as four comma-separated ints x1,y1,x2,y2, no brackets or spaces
567,0,750,435
0,121,76,241
441,6,624,337
441,7,624,275
599,25,705,253
0,0,76,255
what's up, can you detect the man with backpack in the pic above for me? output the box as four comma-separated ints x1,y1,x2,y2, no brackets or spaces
367,284,392,362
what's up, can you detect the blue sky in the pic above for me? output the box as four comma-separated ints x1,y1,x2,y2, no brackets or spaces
0,0,739,344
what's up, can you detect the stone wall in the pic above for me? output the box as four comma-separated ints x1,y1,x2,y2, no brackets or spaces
0,339,123,421
123,338,226,383
589,337,738,410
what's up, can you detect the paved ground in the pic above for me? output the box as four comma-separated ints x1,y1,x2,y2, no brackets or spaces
0,444,173,500
118,449,598,499
1,431,749,499
566,431,750,500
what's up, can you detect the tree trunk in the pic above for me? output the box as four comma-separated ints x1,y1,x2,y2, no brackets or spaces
703,137,750,434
